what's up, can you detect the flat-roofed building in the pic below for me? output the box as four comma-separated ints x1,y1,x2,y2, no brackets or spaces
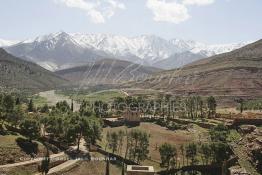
127,165,155,175
123,108,140,126
103,117,124,127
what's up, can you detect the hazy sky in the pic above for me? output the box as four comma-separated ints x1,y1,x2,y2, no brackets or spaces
0,0,261,44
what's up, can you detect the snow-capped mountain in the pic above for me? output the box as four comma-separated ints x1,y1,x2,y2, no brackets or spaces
188,41,252,56
5,32,108,71
3,32,251,71
0,39,20,47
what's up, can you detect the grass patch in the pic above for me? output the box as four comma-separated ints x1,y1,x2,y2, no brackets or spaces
69,89,126,103
31,94,48,107
227,130,242,142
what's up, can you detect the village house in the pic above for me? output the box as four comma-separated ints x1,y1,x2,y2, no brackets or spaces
126,165,155,175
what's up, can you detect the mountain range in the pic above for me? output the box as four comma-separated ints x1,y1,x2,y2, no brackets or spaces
2,32,250,71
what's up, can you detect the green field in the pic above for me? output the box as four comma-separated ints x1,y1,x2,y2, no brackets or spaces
31,95,48,107
58,89,127,103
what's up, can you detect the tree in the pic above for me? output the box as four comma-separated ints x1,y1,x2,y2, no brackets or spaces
159,143,177,169
28,99,34,112
117,130,124,154
3,94,14,113
207,96,216,117
7,104,24,127
0,94,3,126
210,142,230,164
1,95,15,123
40,104,49,113
94,100,108,118
20,118,40,141
71,99,74,112
136,132,150,164
199,144,211,165
186,143,197,165
15,97,20,105
180,144,185,167
170,99,176,118
121,161,125,175
79,100,93,117
127,130,150,163
40,116,50,137
85,120,102,145
46,115,64,139
64,114,85,151
209,124,229,143
235,98,244,113
165,94,172,118
199,98,204,118
112,97,126,115
39,149,50,175
107,131,119,154
56,101,70,113
105,155,110,175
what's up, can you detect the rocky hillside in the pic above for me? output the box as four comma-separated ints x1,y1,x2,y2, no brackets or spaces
56,59,161,86
127,40,262,104
0,48,67,91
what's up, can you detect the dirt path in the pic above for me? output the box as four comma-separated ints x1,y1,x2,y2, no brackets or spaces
39,90,80,112
231,142,260,175
35,160,79,175
35,139,88,175
0,152,65,169
120,89,129,96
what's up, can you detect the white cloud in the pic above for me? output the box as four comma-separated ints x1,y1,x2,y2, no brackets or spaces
146,0,190,24
54,0,125,23
88,10,105,23
146,0,215,24
183,0,215,6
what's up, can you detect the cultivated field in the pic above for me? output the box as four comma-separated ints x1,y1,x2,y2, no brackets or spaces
0,135,49,165
99,122,210,170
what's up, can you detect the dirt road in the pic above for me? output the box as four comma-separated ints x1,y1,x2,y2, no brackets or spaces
0,152,65,169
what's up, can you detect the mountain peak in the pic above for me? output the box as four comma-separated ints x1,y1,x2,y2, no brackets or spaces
3,32,254,71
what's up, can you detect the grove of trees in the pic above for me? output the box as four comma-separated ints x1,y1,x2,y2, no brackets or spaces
106,129,150,164
0,93,103,151
159,124,231,169
112,95,218,119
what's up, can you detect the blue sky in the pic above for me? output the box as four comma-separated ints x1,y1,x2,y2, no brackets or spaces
0,0,261,44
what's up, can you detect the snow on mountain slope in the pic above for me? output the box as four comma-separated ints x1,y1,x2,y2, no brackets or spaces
71,33,175,61
190,41,252,56
3,32,251,71
71,33,251,62
0,39,20,47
